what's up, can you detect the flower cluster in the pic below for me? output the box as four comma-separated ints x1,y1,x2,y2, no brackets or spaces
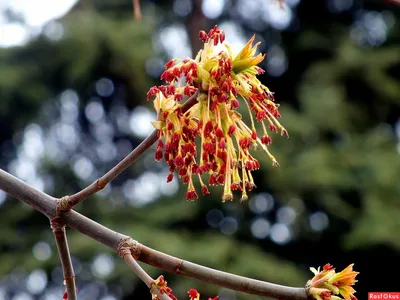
151,275,177,300
307,264,359,300
188,289,218,300
151,276,218,300
147,25,288,202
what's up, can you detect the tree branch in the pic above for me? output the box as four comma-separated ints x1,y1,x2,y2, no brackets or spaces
60,90,200,211
186,0,207,56
138,246,306,300
152,286,173,300
133,0,142,21
50,216,77,300
0,167,307,300
124,254,154,287
0,168,56,217
386,0,400,7
124,255,172,300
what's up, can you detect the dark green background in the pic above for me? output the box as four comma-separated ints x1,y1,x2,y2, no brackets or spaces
0,0,399,299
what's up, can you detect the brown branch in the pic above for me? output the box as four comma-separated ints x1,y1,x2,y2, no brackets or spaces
187,0,207,56
124,254,153,286
152,286,173,300
0,168,308,299
133,0,142,21
0,168,56,217
117,238,172,299
139,245,306,300
59,90,200,212
386,0,400,7
124,255,172,300
363,0,400,7
51,216,77,300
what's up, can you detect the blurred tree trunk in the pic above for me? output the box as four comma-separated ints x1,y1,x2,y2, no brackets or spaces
186,0,207,55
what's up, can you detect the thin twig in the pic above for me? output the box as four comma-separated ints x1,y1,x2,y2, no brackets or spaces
50,216,77,300
133,0,142,21
138,245,305,300
124,254,153,286
152,286,173,300
62,130,158,207
387,0,400,7
365,0,400,7
60,90,200,211
0,168,308,300
124,255,172,300
0,168,56,216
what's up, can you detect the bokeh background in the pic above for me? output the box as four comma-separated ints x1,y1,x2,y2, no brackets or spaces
0,0,400,299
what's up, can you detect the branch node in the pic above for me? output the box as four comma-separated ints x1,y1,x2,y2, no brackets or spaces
175,260,184,274
56,196,72,214
64,275,76,281
50,215,76,300
117,237,141,259
96,179,106,190
50,215,65,236
305,280,313,300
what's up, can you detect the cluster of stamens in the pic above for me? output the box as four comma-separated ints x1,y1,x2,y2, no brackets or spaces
308,264,358,300
147,25,289,202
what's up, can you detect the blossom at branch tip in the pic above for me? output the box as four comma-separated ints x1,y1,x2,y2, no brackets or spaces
150,277,218,300
147,25,288,202
308,264,359,300
188,289,218,300
152,275,177,300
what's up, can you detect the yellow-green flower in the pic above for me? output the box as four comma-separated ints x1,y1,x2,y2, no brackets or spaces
308,264,359,300
147,25,288,201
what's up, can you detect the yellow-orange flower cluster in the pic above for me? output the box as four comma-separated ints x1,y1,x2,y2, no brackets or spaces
147,25,288,202
308,263,359,300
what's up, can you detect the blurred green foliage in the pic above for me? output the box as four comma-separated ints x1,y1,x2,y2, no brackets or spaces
0,1,399,299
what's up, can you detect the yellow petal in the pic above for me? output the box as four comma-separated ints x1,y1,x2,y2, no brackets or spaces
151,121,164,130
233,53,265,73
339,285,356,300
235,35,257,61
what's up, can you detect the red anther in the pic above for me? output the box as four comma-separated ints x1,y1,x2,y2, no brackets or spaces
201,185,210,195
146,86,159,100
251,130,257,140
269,124,278,132
155,149,163,161
167,173,174,182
